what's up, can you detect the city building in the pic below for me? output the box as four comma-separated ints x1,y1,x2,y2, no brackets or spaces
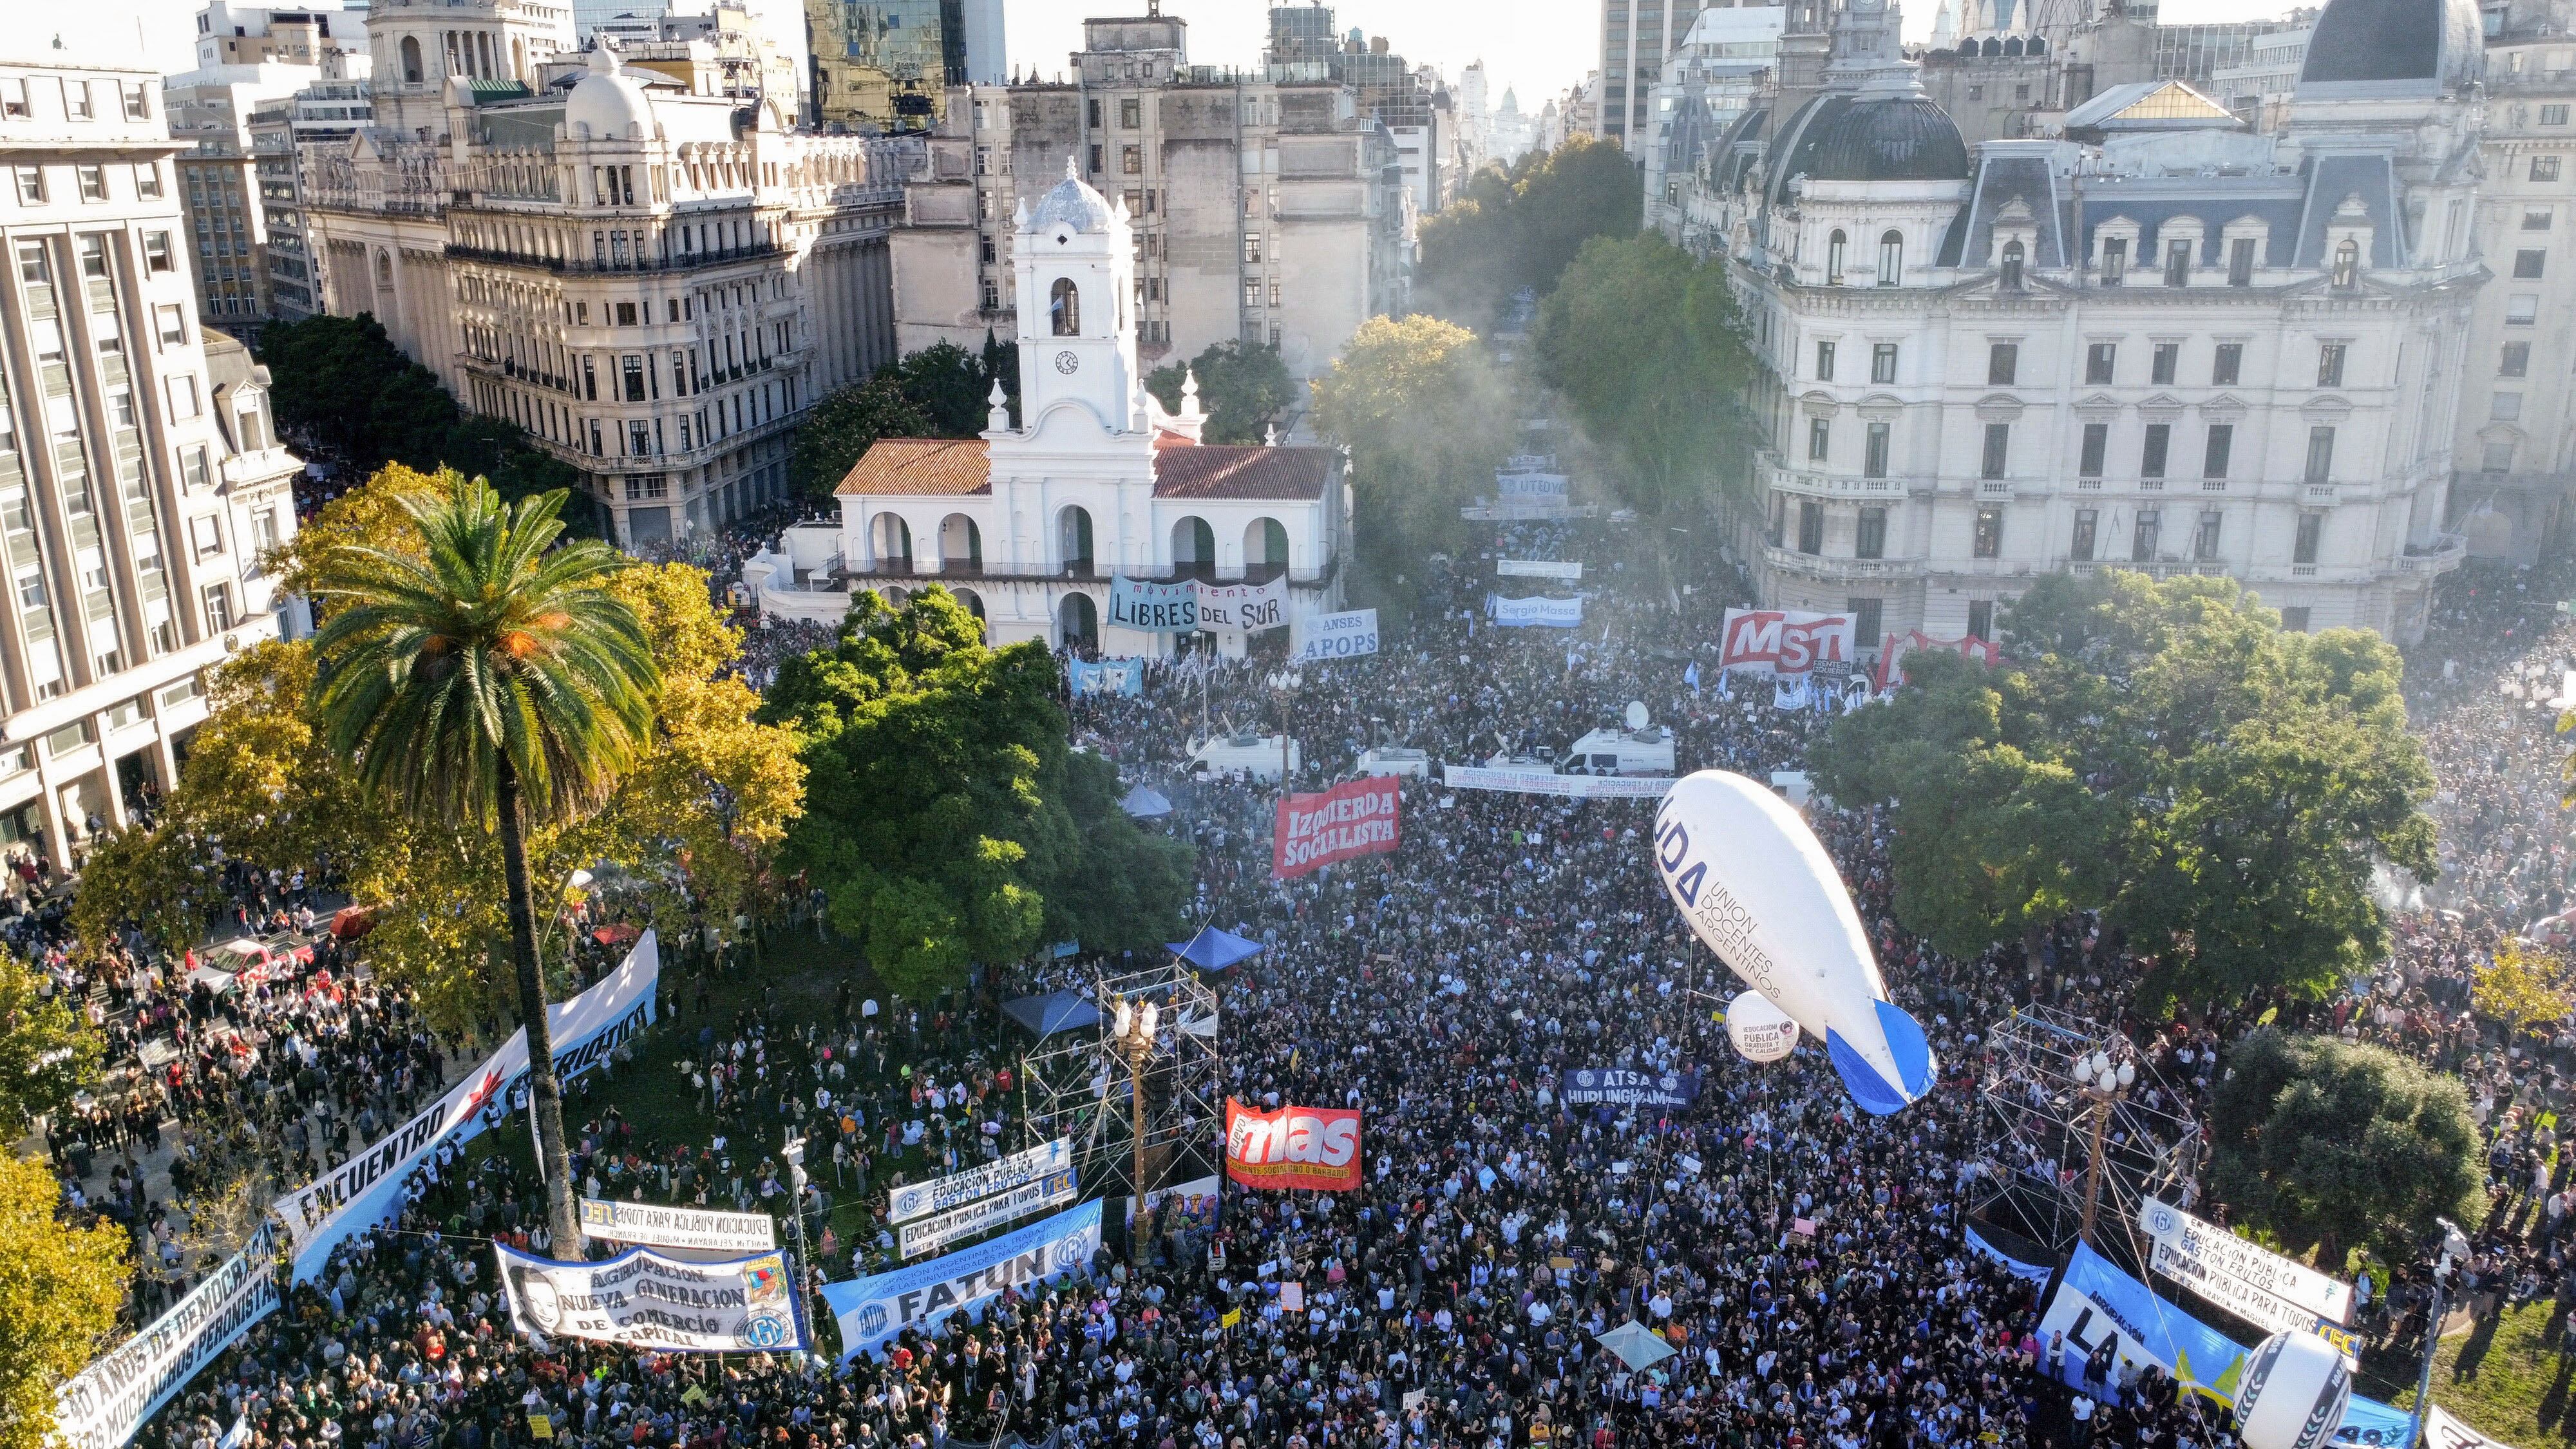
243,79,372,323
591,3,804,104
888,10,1409,382
578,0,811,122
808,0,1005,133
1457,59,1491,167
0,50,305,872
1488,86,1537,161
746,163,1351,652
193,0,367,71
1643,5,1786,243
1600,0,1717,150
2208,15,2316,129
1701,0,2480,646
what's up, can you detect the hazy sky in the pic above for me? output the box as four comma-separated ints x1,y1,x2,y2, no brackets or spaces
60,0,2303,133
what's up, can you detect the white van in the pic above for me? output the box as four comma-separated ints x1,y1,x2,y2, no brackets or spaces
1560,726,1676,776
1188,732,1302,782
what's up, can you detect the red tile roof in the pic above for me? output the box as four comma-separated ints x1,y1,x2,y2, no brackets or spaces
832,439,991,496
1151,445,1336,501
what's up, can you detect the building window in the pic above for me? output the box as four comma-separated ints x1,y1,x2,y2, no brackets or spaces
2100,236,2127,286
2227,236,2257,286
1797,499,1824,554
2203,424,2233,480
2132,508,2161,562
2294,511,2322,565
14,166,42,204
2492,391,2523,421
1973,505,2003,558
2535,155,2562,182
1870,343,1897,384
135,163,160,200
0,79,26,118
1049,278,1080,336
981,280,1000,311
2317,342,2347,387
1086,98,1103,128
2526,208,2554,230
1808,417,1830,461
2304,425,2336,482
2079,422,2108,478
1967,600,1994,639
2485,437,2517,472
1851,597,1883,645
2278,605,2311,632
168,374,200,420
2000,241,2023,290
1815,340,1836,380
2151,343,2178,384
2499,341,2531,377
2512,248,2548,281
144,231,173,272
1864,421,1890,478
1877,230,1902,287
76,165,104,202
64,80,91,120
1980,422,2009,480
2085,343,2116,385
1856,506,1886,560
2212,343,2242,385
1121,146,1142,175
1826,229,1846,284
2164,240,2191,287
1987,342,2017,385
2330,240,2359,288
2193,509,2222,562
2072,507,2098,562
2548,104,2572,125
2509,294,2541,325
203,582,234,633
1121,98,1142,128
189,513,224,561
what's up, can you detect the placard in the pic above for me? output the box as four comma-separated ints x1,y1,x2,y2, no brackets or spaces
1488,594,1584,629
1196,577,1287,633
2137,1197,2354,1324
1273,776,1400,879
53,1224,280,1449
1107,576,1197,632
1497,559,1583,582
1718,609,1855,677
887,1137,1072,1224
578,1199,778,1256
1441,766,1672,799
1224,1099,1361,1191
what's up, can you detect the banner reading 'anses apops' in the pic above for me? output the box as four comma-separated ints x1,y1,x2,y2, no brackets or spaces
496,1241,806,1353
821,1200,1101,1362
1273,776,1399,878
53,1223,280,1449
1224,1099,1362,1191
1719,609,1855,677
1289,608,1379,663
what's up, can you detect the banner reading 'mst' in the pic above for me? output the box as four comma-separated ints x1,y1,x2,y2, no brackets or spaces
1273,776,1399,878
1224,1099,1361,1191
1718,609,1854,677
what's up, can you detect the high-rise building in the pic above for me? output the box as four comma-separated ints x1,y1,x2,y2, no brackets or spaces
1600,0,1716,151
808,0,1005,132
243,79,372,324
0,48,305,872
889,11,1409,381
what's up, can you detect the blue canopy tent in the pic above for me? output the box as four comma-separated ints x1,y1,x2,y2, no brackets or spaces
1169,925,1264,972
1001,991,1103,1037
1119,784,1173,819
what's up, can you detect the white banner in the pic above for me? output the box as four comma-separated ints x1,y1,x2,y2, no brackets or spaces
1497,559,1583,582
888,1137,1072,1224
1289,608,1379,663
274,933,661,1280
53,1224,280,1449
578,1198,777,1256
2427,1404,2511,1449
898,1167,1079,1259
496,1241,805,1353
1495,471,1569,500
1442,766,1673,799
2138,1197,2354,1324
1488,594,1584,629
1195,577,1287,634
821,1200,1101,1362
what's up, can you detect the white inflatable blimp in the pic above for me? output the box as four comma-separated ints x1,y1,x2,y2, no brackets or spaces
2230,1330,2351,1449
1653,770,1936,1114
1725,991,1799,1063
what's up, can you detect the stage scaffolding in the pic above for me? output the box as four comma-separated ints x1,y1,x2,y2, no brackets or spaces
1969,1003,2202,1274
1015,959,1225,1209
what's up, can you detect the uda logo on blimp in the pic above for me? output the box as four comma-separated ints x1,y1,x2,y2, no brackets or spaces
857,1302,890,1336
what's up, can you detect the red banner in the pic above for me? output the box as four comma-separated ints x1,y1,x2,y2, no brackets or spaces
1272,776,1401,879
1718,609,1855,677
1872,630,2003,693
1224,1099,1363,1191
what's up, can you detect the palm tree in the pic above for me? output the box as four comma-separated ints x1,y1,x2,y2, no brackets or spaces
305,475,659,1253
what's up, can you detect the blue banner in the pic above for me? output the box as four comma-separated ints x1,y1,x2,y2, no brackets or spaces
1964,1227,2056,1288
1108,577,1197,632
1068,658,1144,697
820,1199,1101,1362
1560,1067,1698,1108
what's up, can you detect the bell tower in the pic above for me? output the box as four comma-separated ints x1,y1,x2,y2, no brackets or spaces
1010,158,1144,435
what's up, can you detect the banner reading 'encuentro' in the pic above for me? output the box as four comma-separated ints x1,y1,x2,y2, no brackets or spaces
1273,776,1399,878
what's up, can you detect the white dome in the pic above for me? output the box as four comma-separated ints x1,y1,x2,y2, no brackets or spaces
1027,159,1115,234
566,69,655,140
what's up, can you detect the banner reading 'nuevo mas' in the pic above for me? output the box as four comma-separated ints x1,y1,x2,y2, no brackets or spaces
1224,1099,1362,1191
1273,776,1400,878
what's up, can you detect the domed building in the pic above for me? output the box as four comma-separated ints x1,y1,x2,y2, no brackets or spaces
1694,0,2481,647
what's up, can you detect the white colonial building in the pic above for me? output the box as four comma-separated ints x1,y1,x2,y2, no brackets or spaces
746,164,1351,653
1703,0,2481,645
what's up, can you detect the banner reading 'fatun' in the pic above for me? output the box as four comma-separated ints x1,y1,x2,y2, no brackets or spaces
1224,1098,1362,1191
1273,776,1400,878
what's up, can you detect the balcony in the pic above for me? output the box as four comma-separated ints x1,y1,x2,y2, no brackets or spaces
442,242,783,276
2394,533,2469,578
833,555,1341,587
1761,545,1925,582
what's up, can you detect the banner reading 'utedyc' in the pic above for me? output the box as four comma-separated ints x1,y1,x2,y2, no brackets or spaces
1273,776,1399,878
1224,1098,1362,1191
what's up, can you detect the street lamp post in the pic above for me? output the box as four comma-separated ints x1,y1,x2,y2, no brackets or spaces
1107,993,1161,1265
2074,1049,2136,1246
1264,666,1302,787
2403,1220,2472,1449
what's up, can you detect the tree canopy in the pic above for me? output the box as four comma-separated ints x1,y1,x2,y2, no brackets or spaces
1307,314,1515,573
0,953,95,1139
761,587,1189,1000
1810,573,2436,1003
1414,137,1643,327
0,1151,127,1449
1536,233,1757,518
790,339,1021,500
2210,1028,2485,1265
1146,340,1296,445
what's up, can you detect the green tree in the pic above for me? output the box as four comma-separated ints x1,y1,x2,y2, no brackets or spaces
0,954,96,1137
762,587,1189,999
0,1151,128,1449
879,340,993,436
1536,232,1756,516
303,475,661,1250
1812,573,2437,1001
791,376,938,500
1308,314,1515,572
2211,1029,2486,1265
1146,340,1296,444
1414,137,1642,327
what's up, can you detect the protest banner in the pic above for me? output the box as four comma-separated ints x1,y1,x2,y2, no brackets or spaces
898,1168,1080,1259
495,1242,806,1353
1290,609,1379,663
1273,776,1400,879
1067,658,1144,697
578,1199,777,1256
1559,1068,1700,1109
1718,609,1855,677
1488,594,1584,629
1132,1173,1220,1231
53,1224,280,1449
1441,766,1672,800
2137,1197,2354,1325
1495,471,1570,501
1106,576,1197,632
1497,559,1584,582
1195,577,1287,633
274,933,660,1280
1224,1099,1362,1191
888,1137,1073,1224
1872,630,2003,693
821,1200,1101,1361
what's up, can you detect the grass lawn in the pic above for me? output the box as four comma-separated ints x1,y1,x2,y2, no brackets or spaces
2370,1302,2575,1445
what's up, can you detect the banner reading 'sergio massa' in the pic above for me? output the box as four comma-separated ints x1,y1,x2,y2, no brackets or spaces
1224,1098,1362,1191
496,1241,806,1353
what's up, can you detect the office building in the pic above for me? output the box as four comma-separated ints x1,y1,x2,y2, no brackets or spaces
808,0,1004,132
1600,0,1716,150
